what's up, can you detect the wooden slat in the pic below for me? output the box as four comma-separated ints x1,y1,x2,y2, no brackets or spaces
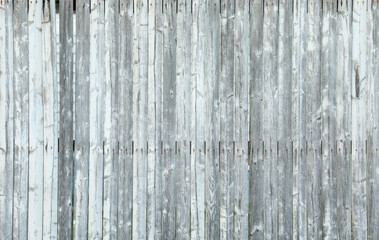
132,0,148,238
233,1,249,239
220,0,234,239
176,0,191,239
73,0,90,239
13,0,29,238
351,0,367,239
88,0,105,238
277,1,293,239
336,0,352,239
263,1,279,239
118,0,134,239
0,0,13,239
191,0,206,239
58,0,74,239
42,0,58,239
103,0,119,239
306,1,323,239
249,1,264,239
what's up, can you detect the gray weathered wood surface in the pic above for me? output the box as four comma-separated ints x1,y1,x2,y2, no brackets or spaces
0,1,378,239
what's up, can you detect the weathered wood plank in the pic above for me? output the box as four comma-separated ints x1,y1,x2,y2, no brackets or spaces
191,0,206,238
162,0,177,238
277,1,293,239
321,1,338,239
351,0,368,239
0,1,13,239
42,1,58,239
306,1,323,239
118,1,134,239
176,0,191,239
88,0,105,238
58,0,74,239
103,0,119,239
234,1,249,239
263,1,279,239
336,0,352,239
73,0,90,239
249,1,264,239
13,0,29,238
132,0,148,238
220,0,234,239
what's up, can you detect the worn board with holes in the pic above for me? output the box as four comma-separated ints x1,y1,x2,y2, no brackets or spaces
0,1,378,239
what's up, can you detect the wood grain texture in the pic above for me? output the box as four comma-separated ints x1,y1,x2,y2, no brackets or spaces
263,1,279,239
73,0,90,239
118,1,134,239
88,1,105,238
0,1,13,239
306,2,323,239
336,0,352,239
220,0,234,239
13,0,29,239
191,0,206,239
277,1,293,239
176,0,191,239
351,1,367,239
249,1,264,239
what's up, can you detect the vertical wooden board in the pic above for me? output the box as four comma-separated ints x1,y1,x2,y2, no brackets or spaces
103,0,119,239
73,0,90,239
154,0,163,238
132,0,148,238
13,0,29,239
220,0,234,239
262,1,279,239
292,0,307,239
205,0,220,239
249,1,264,239
351,0,367,239
234,1,249,239
336,1,352,239
0,1,13,239
89,1,105,239
191,0,206,239
370,3,379,240
321,1,338,239
118,1,134,239
42,0,58,239
176,0,191,239
277,1,292,239
162,0,177,238
306,1,322,239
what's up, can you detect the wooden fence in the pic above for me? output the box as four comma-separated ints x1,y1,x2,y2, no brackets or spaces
0,0,378,239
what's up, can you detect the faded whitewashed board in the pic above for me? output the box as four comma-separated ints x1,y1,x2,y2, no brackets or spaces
0,1,13,239
306,1,323,239
205,1,220,239
220,0,234,239
191,0,206,239
234,1,249,239
132,0,148,238
103,0,119,239
13,0,29,239
277,1,292,239
262,1,279,239
42,0,58,239
336,0,352,239
89,1,105,239
73,0,90,239
351,0,367,239
321,1,337,239
176,0,191,239
118,0,134,239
